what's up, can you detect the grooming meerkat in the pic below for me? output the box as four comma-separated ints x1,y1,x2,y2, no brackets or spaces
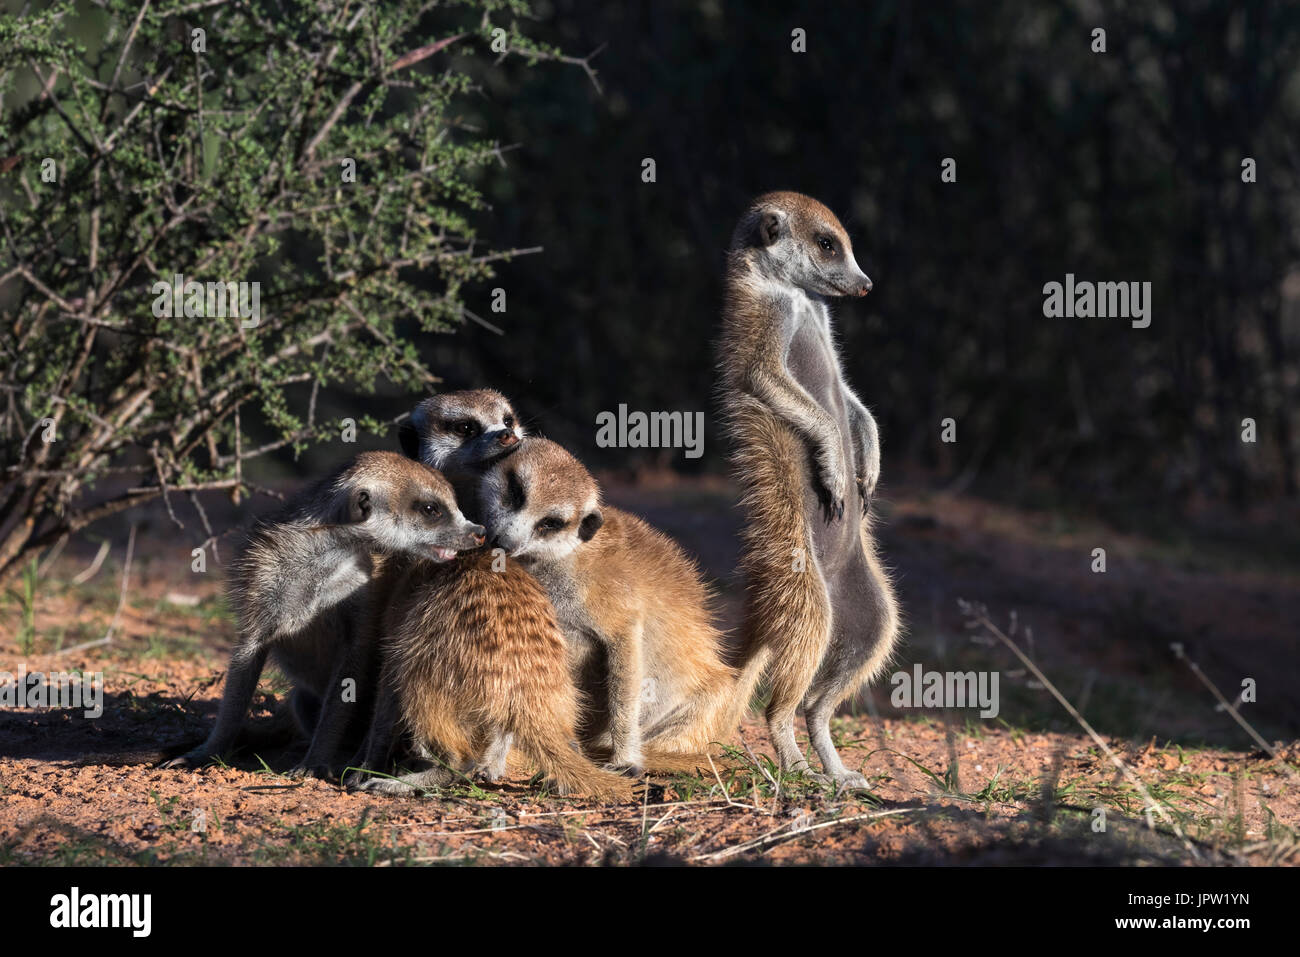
349,550,635,800
475,437,764,771
334,387,529,771
192,388,523,772
163,452,485,774
717,190,901,789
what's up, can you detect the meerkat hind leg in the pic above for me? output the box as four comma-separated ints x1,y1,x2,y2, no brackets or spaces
805,546,899,793
803,691,871,791
291,635,373,779
768,708,818,778
474,731,514,783
799,573,891,792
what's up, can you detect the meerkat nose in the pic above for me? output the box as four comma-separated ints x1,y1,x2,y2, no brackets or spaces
499,431,519,447
858,278,873,296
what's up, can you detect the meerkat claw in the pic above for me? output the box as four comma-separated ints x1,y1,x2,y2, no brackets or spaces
832,771,873,793
160,751,207,770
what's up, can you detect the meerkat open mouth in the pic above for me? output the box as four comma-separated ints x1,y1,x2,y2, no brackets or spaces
430,547,459,562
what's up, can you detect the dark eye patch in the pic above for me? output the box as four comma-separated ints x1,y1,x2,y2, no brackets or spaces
503,470,526,511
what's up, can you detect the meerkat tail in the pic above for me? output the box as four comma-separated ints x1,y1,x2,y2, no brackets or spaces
77,744,197,767
512,725,635,801
745,529,833,728
717,642,773,740
641,748,742,774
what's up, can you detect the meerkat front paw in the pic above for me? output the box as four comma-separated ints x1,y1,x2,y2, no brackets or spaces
856,469,878,515
160,750,210,770
341,768,369,790
816,451,848,521
287,762,334,781
859,452,880,507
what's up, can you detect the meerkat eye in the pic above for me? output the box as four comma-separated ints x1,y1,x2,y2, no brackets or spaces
503,414,515,429
419,501,443,519
817,234,836,255
452,420,482,438
534,516,566,535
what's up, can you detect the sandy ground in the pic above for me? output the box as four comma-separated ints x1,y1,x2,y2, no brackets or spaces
1,479,1297,865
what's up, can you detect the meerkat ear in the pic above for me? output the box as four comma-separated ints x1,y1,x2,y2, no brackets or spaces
757,208,786,247
398,422,420,460
348,488,372,524
578,509,603,542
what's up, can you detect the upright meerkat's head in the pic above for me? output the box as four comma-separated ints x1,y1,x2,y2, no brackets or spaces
730,191,872,299
328,451,485,561
399,389,525,476
476,437,603,565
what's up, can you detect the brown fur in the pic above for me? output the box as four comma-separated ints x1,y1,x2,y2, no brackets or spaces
573,506,764,755
478,437,766,765
383,550,635,801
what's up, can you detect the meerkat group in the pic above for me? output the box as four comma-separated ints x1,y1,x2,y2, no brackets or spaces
169,191,899,798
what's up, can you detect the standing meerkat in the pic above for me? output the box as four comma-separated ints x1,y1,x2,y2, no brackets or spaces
163,452,485,774
717,190,901,789
475,437,764,770
350,550,635,801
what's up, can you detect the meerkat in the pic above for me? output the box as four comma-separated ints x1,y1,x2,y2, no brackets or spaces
202,388,523,772
717,190,901,790
473,437,765,771
322,387,530,771
348,549,635,800
400,388,524,480
163,452,485,774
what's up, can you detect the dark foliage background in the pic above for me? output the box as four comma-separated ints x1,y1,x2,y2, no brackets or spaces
5,0,1298,545
411,0,1300,518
